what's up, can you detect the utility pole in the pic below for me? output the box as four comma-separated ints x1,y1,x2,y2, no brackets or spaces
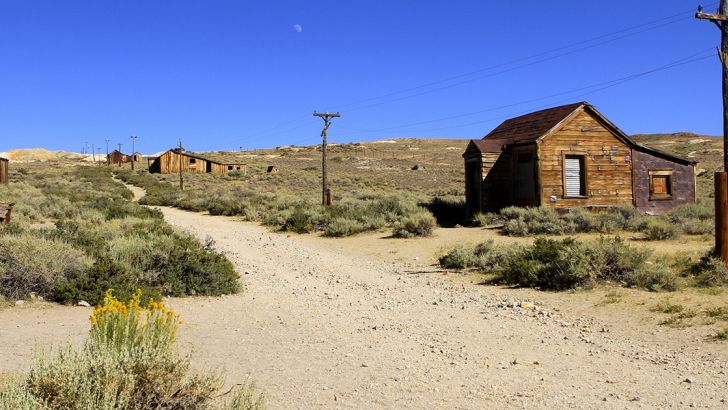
313,111,341,205
697,1,728,263
105,139,110,165
178,139,184,191
130,135,138,170
91,144,96,163
117,143,122,152
96,148,101,166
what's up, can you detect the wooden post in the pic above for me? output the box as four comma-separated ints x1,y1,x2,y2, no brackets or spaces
178,139,184,191
717,173,728,260
697,1,728,262
313,111,341,206
130,136,138,170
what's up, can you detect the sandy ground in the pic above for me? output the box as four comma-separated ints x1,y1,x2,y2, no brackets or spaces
1,184,727,408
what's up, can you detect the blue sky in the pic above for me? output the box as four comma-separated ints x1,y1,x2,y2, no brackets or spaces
0,0,723,153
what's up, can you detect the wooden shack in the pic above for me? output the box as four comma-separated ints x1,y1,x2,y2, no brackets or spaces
149,149,247,175
132,152,143,162
463,102,697,215
107,150,132,166
0,203,12,224
0,158,7,184
267,166,280,173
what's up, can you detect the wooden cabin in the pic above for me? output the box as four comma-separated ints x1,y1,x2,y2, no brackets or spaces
267,166,280,174
0,158,8,184
107,150,132,166
149,149,247,175
463,102,697,215
132,152,143,162
0,203,12,224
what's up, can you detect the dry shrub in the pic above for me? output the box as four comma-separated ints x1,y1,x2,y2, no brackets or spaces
392,211,436,238
496,237,677,291
0,234,89,300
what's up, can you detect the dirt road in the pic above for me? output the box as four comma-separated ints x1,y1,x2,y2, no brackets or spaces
2,203,727,408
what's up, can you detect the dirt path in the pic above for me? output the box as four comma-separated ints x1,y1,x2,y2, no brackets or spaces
1,190,727,408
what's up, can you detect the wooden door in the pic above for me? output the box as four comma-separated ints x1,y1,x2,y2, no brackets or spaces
465,160,481,213
513,152,536,202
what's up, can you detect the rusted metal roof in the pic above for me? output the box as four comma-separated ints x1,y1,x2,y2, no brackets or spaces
632,143,697,165
465,101,698,165
480,102,586,149
166,149,246,166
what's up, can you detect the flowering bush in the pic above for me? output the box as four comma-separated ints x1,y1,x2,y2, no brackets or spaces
0,289,264,410
88,289,180,353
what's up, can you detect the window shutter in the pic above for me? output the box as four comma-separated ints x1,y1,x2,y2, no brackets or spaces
564,157,582,197
652,176,668,195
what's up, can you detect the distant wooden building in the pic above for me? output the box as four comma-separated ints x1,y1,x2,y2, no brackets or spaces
149,149,247,175
132,152,143,162
107,150,132,166
267,166,279,173
463,102,697,215
0,158,8,184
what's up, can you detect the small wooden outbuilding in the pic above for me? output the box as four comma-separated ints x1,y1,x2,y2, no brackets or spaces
0,157,8,184
463,102,697,215
267,166,280,173
149,149,247,175
107,150,132,166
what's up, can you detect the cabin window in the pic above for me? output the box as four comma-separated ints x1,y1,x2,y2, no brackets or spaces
649,170,673,200
189,158,196,164
236,166,241,170
563,154,586,198
228,166,233,170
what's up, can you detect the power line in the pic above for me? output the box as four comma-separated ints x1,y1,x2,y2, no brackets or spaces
339,17,706,114
334,5,716,113
334,50,714,136
336,48,715,134
244,5,712,143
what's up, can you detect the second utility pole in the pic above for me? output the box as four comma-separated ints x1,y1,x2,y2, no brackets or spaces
314,111,341,205
130,135,138,170
178,139,184,191
697,1,728,263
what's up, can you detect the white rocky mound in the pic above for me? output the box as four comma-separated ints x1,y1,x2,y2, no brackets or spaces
0,148,103,162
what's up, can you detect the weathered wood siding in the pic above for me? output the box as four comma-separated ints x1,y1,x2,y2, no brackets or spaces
209,162,247,174
464,154,481,215
537,110,634,208
108,151,132,166
480,151,514,211
632,149,695,214
0,158,8,184
151,151,209,174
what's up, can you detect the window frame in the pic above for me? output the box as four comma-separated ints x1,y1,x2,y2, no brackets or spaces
561,151,588,199
189,158,196,164
649,170,673,201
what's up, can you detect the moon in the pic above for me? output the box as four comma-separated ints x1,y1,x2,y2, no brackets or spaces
293,24,302,33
